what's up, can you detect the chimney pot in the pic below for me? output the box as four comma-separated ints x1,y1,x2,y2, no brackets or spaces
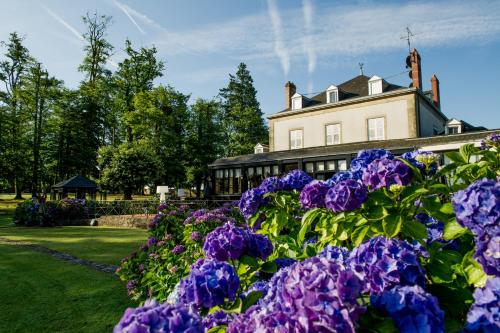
431,74,440,109
410,48,422,90
285,81,296,110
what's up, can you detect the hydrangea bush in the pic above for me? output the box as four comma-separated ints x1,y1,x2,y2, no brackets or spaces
115,138,500,332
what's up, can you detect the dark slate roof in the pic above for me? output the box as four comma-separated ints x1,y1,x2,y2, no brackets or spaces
285,75,404,111
209,130,499,167
52,175,97,189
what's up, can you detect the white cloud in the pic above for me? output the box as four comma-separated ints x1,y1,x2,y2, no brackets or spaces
112,0,146,35
41,5,84,43
266,0,290,75
302,0,316,74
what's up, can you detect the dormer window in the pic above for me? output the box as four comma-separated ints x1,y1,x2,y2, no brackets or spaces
291,93,302,110
368,76,383,95
326,85,339,103
445,119,463,135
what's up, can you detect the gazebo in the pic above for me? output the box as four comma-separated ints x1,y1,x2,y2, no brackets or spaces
51,175,97,200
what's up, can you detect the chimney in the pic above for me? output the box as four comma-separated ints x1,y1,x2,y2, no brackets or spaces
431,74,440,109
285,81,296,109
408,48,422,90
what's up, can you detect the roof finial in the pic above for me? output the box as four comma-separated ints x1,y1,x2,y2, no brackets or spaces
358,62,364,75
400,27,415,53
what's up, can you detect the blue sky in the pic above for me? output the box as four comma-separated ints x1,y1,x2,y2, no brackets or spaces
1,0,499,128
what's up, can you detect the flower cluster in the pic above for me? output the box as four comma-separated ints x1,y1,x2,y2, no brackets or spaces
238,188,267,220
371,285,445,333
299,180,329,208
415,213,444,244
326,170,357,185
241,280,269,299
452,179,500,276
113,299,203,333
203,222,273,261
401,150,439,175
349,236,427,294
281,169,313,190
465,277,500,332
229,257,364,332
258,176,284,193
202,310,237,330
362,158,412,191
349,149,394,180
179,259,240,309
325,179,368,212
318,245,350,265
480,133,500,150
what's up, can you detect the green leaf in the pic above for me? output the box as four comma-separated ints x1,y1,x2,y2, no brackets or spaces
402,220,428,241
239,255,259,268
305,244,317,257
261,261,278,274
364,205,388,220
206,326,227,333
459,143,476,163
382,215,402,237
443,219,468,241
397,157,423,182
351,225,370,246
427,250,462,283
240,291,263,312
462,251,488,288
298,208,321,244
439,202,454,215
445,151,466,164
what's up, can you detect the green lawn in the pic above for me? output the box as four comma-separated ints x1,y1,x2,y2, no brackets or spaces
0,215,147,266
0,243,136,332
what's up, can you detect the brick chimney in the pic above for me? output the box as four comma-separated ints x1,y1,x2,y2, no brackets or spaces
409,48,422,90
285,81,296,109
431,74,440,109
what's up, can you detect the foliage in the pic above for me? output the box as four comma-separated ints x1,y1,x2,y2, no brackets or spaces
115,139,499,333
13,198,87,226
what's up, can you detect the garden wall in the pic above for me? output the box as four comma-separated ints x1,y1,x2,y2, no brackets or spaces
96,214,152,229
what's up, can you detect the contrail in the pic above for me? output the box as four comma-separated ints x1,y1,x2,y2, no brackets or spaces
41,5,85,42
112,0,146,35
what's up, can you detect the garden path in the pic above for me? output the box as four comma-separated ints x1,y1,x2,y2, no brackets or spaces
0,236,118,275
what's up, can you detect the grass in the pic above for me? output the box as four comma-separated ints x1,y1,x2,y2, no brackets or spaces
0,243,136,332
0,214,147,266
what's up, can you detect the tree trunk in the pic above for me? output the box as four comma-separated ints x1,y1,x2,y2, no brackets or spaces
123,188,133,200
14,177,23,200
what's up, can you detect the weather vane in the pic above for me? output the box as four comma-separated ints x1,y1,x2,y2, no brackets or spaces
358,62,364,75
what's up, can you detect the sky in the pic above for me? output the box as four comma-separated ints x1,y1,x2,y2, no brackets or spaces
1,0,499,128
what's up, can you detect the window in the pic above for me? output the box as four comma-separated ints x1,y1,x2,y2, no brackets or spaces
326,124,341,145
264,166,271,176
338,160,347,171
448,126,459,134
272,165,279,175
368,117,385,141
292,97,302,110
305,162,314,173
368,76,383,95
326,161,336,171
328,90,338,103
290,129,303,149
316,162,325,171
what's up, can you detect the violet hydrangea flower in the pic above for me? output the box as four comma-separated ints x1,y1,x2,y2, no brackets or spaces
189,231,202,242
245,233,273,260
239,188,267,220
326,170,357,185
362,158,412,191
203,222,249,261
299,180,330,209
179,259,240,309
273,257,296,270
371,285,445,333
172,244,185,255
318,245,350,265
401,150,439,176
202,310,237,330
259,176,284,193
480,133,500,150
415,213,444,244
474,232,500,277
465,277,500,332
241,280,269,299
325,179,367,212
113,299,203,333
281,169,313,191
349,236,427,294
452,178,499,236
227,304,303,333
349,149,394,180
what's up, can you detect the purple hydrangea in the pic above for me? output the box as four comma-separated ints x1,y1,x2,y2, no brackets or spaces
362,158,413,191
371,285,445,333
318,245,350,265
452,178,500,236
465,277,500,332
179,259,240,309
325,179,367,212
189,231,202,242
350,149,394,179
259,176,284,193
480,133,500,150
202,310,237,330
326,170,358,185
114,299,203,333
281,169,313,191
147,237,157,247
401,150,439,176
246,233,273,260
126,280,137,296
227,304,303,333
157,203,168,211
203,222,249,261
239,188,267,220
299,180,330,209
241,280,269,299
415,213,444,244
475,231,500,277
259,257,364,332
184,209,207,225
273,257,297,270
349,236,427,294
172,244,185,255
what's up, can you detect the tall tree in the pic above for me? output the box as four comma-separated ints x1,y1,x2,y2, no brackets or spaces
219,63,268,156
0,32,33,198
78,13,114,176
113,39,164,143
185,99,224,197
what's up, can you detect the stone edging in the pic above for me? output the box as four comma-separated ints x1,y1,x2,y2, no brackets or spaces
0,237,119,276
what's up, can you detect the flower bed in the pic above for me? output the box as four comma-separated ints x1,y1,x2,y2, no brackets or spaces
114,134,500,332
14,198,87,226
